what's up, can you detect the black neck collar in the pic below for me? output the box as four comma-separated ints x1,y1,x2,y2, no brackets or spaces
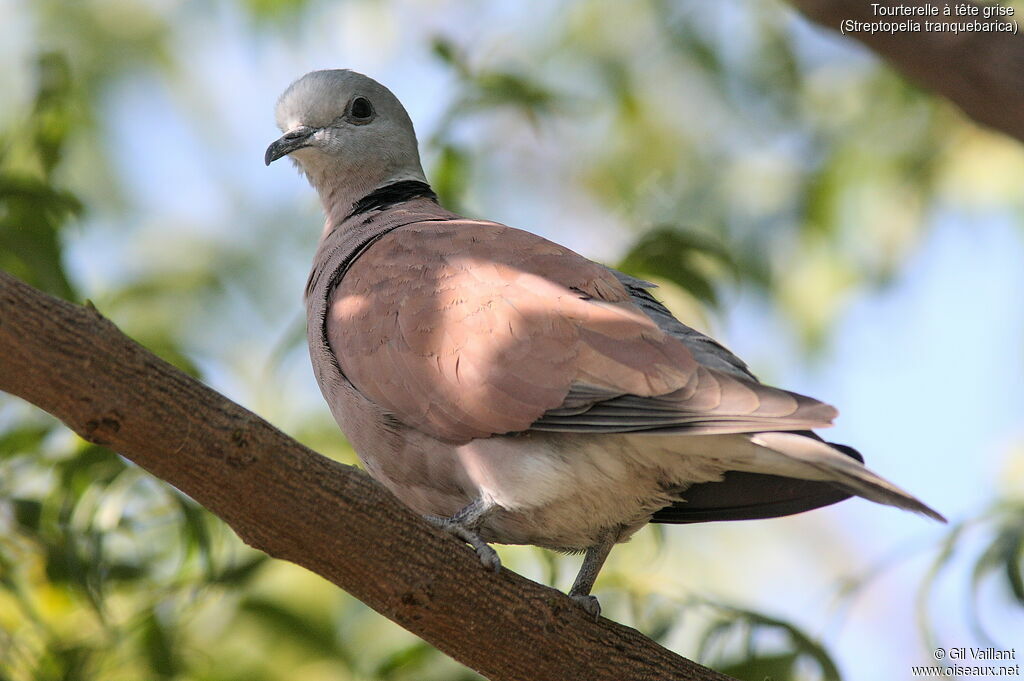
347,180,437,219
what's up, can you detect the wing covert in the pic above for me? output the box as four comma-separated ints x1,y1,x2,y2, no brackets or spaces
327,220,698,442
327,220,837,443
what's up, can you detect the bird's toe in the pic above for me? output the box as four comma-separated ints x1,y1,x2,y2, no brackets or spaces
475,543,502,572
571,593,602,620
424,512,501,573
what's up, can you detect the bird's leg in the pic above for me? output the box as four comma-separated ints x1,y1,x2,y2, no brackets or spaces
424,499,501,572
568,528,618,620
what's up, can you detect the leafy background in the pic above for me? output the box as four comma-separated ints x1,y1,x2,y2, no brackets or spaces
1,0,1022,679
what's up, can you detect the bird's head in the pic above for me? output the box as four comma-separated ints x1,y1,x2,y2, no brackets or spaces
265,69,427,218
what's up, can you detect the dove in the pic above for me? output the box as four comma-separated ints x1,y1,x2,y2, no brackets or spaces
266,69,943,618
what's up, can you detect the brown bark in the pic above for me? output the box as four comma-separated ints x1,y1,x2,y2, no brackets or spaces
787,0,1024,143
0,269,735,681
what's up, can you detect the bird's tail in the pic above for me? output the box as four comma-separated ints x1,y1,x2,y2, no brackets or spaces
744,432,946,522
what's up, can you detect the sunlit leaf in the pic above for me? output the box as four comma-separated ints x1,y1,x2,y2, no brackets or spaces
240,0,310,22
0,423,55,459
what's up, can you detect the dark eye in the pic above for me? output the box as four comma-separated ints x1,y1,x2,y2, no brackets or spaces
348,96,374,122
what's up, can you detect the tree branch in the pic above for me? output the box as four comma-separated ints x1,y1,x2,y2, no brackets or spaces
0,269,734,681
786,0,1024,143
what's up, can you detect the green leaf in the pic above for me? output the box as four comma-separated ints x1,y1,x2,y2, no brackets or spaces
374,640,436,679
31,52,76,177
57,444,126,495
12,499,43,532
1008,544,1024,607
969,506,1024,614
432,144,471,213
431,39,558,126
0,52,83,301
239,597,346,660
618,226,737,307
0,174,82,300
719,651,799,681
695,601,842,681
0,422,55,458
210,554,269,586
431,37,468,76
240,0,311,22
104,562,147,582
471,71,558,120
175,495,214,577
40,643,94,681
140,608,180,678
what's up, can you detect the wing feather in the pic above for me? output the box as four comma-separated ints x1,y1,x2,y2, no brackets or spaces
328,220,836,443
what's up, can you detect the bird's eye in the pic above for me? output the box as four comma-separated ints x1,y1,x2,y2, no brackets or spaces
348,96,374,123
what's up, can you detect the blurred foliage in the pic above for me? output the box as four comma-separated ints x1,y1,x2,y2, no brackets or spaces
427,36,561,214
1,1,1023,680
695,602,841,681
826,495,1024,676
426,0,1022,347
919,500,1024,649
569,0,955,348
618,226,738,307
0,53,82,300
431,37,561,127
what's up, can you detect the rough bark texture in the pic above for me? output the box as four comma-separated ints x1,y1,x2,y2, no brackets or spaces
0,270,735,681
787,0,1024,143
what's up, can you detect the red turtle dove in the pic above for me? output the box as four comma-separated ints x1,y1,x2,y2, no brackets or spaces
265,69,943,617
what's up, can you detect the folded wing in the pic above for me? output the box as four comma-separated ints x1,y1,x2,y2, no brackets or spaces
327,220,837,443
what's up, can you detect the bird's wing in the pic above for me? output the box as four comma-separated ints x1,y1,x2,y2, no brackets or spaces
328,220,835,443
611,271,756,381
529,271,836,434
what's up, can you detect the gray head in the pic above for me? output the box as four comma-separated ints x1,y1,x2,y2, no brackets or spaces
265,70,427,221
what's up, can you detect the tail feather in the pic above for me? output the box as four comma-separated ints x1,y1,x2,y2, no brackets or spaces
748,432,946,523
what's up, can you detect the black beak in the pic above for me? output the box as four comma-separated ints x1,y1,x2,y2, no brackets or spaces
264,126,316,166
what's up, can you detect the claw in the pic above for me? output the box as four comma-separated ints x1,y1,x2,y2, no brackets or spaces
571,593,602,620
424,502,502,573
475,543,502,573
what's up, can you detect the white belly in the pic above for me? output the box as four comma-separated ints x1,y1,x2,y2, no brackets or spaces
328,378,736,550
455,431,729,549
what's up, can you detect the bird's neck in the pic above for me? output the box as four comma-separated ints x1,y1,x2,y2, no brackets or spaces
346,180,438,217
306,159,429,234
